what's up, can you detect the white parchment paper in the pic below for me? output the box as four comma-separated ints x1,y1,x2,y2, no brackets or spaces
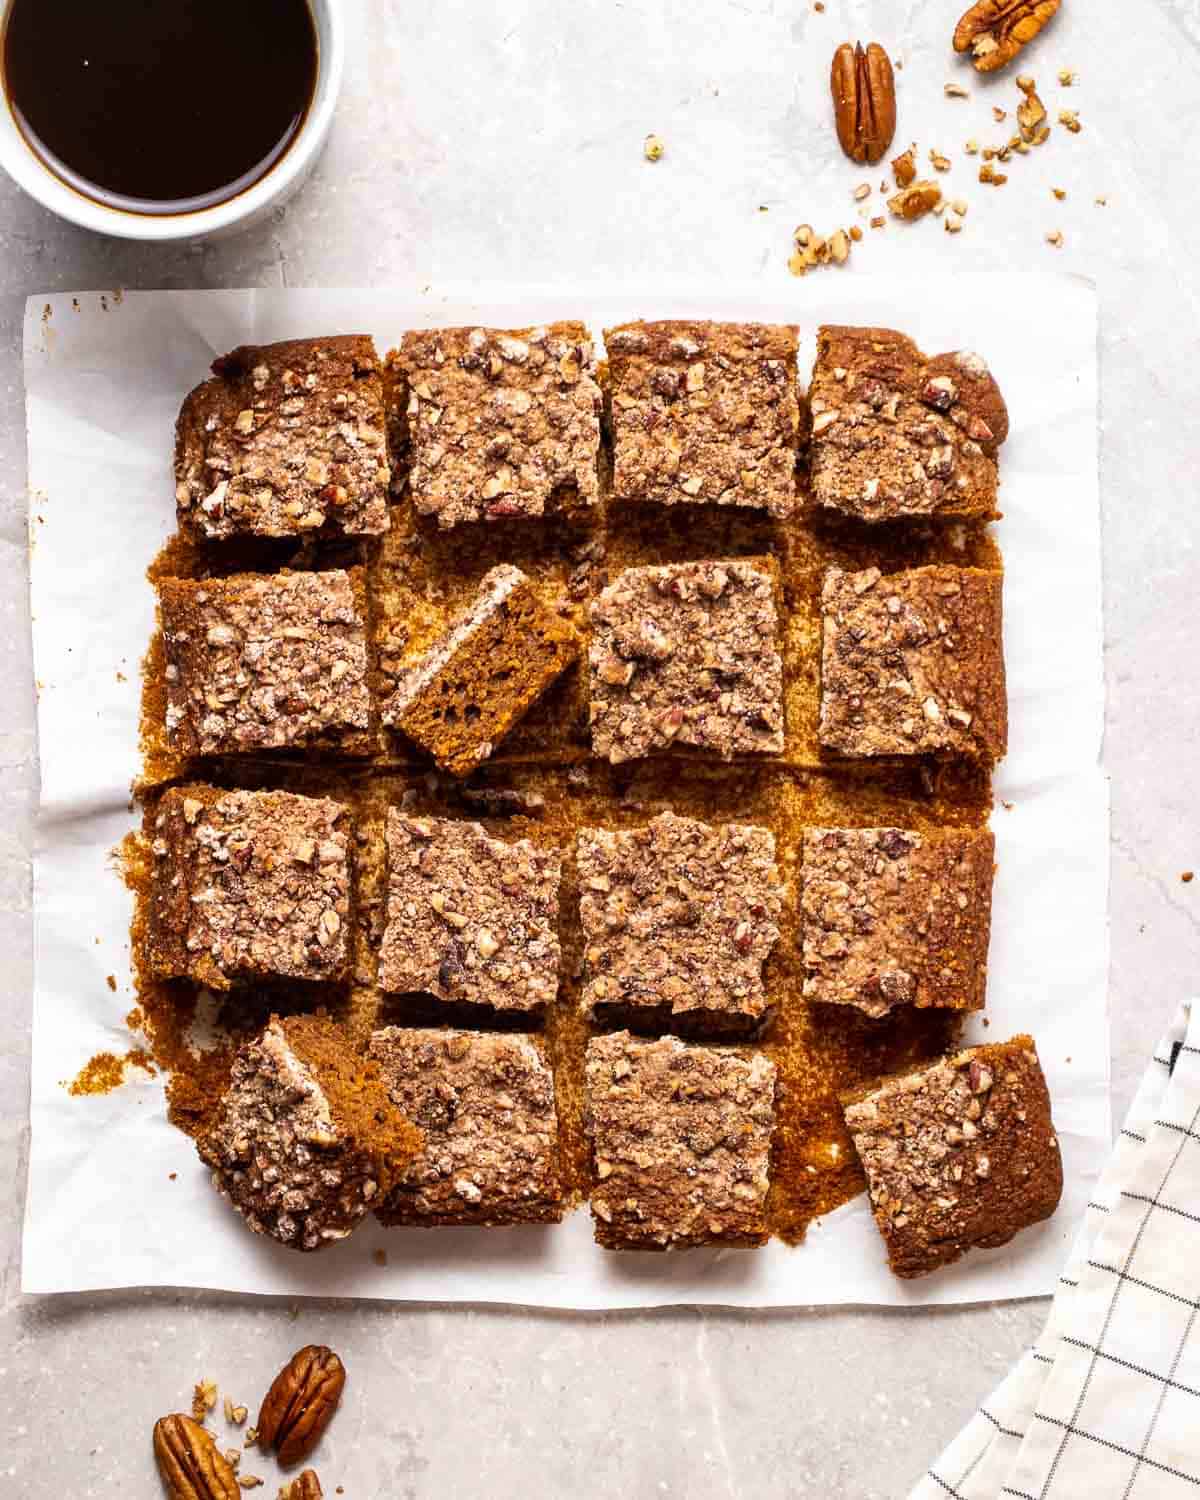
22,279,1108,1307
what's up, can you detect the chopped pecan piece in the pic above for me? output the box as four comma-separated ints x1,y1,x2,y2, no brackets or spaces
279,1473,323,1500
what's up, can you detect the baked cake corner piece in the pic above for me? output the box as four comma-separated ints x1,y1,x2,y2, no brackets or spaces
584,1031,777,1250
397,322,602,529
379,812,561,1013
588,556,784,764
174,333,390,540
383,563,581,777
809,325,1009,523
368,1027,564,1226
577,811,783,1034
605,319,800,519
800,826,995,1018
157,567,372,759
819,563,1007,762
842,1035,1063,1279
147,784,354,989
198,1014,422,1252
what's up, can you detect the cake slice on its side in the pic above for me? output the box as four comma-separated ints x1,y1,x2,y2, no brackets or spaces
383,564,580,777
198,1015,422,1252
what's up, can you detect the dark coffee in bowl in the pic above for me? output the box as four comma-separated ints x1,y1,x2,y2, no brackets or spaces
2,0,318,216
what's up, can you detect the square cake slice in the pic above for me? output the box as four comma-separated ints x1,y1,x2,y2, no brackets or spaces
147,785,353,989
809,326,1009,523
800,827,995,1018
842,1036,1063,1278
175,335,390,540
368,1028,564,1226
584,1032,777,1250
158,568,371,758
605,320,800,518
819,565,1007,762
395,323,602,529
198,1015,423,1253
577,812,783,1034
589,558,783,764
379,813,561,1013
383,564,581,776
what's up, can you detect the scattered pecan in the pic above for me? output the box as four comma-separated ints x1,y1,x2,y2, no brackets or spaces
830,42,897,165
891,146,916,188
153,1414,241,1500
953,0,1061,73
887,181,943,222
1015,75,1047,141
279,1473,323,1500
256,1347,345,1467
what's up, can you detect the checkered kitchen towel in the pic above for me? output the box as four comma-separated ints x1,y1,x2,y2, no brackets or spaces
914,1002,1200,1500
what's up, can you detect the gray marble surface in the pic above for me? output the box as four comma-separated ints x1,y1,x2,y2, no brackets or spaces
1,2,1197,1495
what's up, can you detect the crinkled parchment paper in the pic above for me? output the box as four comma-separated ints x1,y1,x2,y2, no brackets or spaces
21,279,1107,1307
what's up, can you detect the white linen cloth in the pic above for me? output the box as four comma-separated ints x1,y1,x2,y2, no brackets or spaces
914,1002,1200,1499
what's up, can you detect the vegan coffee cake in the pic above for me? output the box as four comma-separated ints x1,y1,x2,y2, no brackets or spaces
577,811,783,1033
394,322,602,528
147,785,353,990
198,1015,422,1252
157,568,372,759
369,1028,564,1226
175,335,390,540
383,564,581,776
588,557,784,764
606,320,800,518
584,1031,777,1249
809,326,1008,523
379,812,561,1013
800,826,995,1018
841,1036,1062,1278
819,564,1008,762
131,313,1040,1273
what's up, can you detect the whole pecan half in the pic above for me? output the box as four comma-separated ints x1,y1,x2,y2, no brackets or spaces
830,42,897,165
953,0,1061,73
281,1473,324,1500
153,1414,241,1500
257,1346,346,1467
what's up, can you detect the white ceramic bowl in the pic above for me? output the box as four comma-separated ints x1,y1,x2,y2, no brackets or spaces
0,0,343,242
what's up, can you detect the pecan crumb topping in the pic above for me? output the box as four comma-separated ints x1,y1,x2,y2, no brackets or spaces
585,1032,777,1249
578,811,783,1029
379,813,561,1013
589,557,784,764
175,335,389,540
